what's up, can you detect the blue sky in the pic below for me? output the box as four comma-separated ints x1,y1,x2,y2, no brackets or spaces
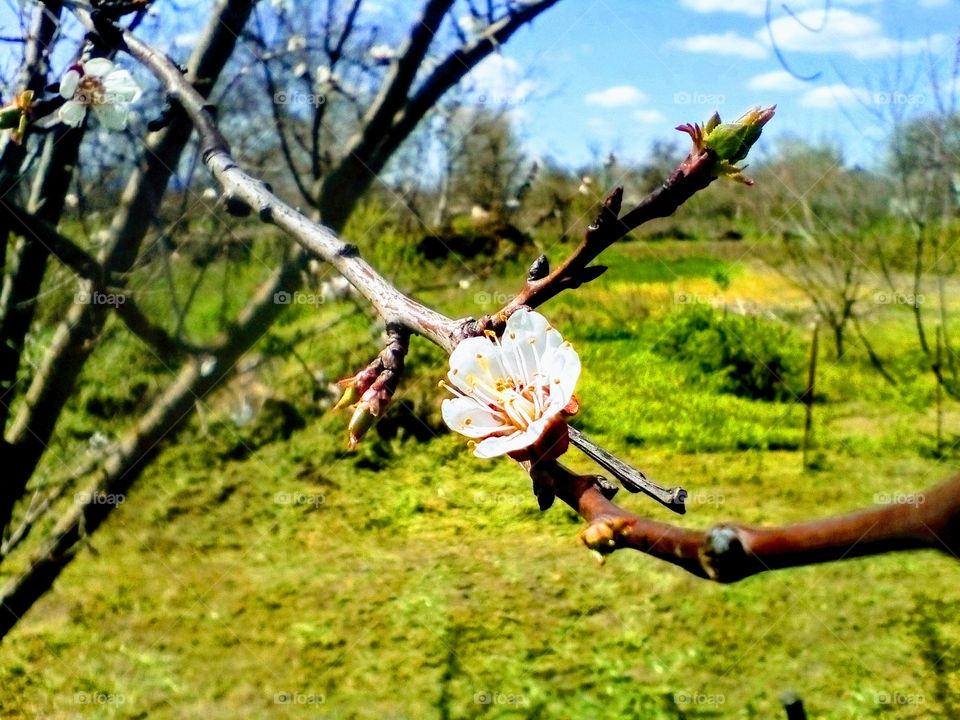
2,0,955,172
469,0,959,169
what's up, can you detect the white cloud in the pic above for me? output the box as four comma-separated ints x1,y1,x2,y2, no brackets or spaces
632,109,666,124
671,32,768,60
584,85,647,108
469,55,537,105
763,9,947,59
800,83,870,109
173,31,200,47
747,70,810,93
680,0,767,15
681,0,878,16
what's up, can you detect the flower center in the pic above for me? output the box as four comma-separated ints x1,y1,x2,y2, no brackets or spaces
492,378,544,432
76,76,107,106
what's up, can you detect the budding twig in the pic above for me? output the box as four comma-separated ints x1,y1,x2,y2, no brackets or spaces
567,427,687,514
338,325,409,448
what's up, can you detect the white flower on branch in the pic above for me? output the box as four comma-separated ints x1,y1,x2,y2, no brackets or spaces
457,14,484,37
368,44,396,64
58,58,142,130
441,309,580,461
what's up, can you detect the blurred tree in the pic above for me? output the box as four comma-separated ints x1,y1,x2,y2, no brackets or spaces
756,139,888,359
881,109,960,394
442,105,527,224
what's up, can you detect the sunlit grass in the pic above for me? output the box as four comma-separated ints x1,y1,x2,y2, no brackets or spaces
2,242,958,719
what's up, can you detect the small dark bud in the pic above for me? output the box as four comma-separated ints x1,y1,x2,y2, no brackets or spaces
527,254,550,281
338,243,359,258
164,57,188,74
224,194,251,217
258,203,273,222
532,474,555,511
202,103,218,120
592,475,619,500
146,103,173,132
605,187,623,216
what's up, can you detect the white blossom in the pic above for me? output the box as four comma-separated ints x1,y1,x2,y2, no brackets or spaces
441,309,580,459
457,14,484,37
368,44,396,63
58,58,141,130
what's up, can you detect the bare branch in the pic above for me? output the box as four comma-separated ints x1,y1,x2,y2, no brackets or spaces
546,462,960,582
6,0,257,498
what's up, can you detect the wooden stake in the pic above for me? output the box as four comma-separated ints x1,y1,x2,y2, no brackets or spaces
802,322,819,469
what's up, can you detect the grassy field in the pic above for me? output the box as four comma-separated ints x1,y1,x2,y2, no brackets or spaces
2,238,959,719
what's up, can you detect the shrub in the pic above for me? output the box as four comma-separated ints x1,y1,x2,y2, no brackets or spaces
654,304,804,401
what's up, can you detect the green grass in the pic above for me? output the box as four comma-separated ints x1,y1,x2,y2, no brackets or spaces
2,243,959,719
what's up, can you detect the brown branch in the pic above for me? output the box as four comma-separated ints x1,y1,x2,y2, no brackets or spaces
506,152,718,315
249,10,317,208
356,0,455,152
544,462,960,582
567,426,687,513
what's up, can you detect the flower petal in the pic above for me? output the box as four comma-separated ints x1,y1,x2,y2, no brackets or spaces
93,102,128,130
447,335,506,395
501,308,562,384
441,397,505,438
473,427,539,458
103,69,142,103
84,57,115,78
58,100,87,127
543,342,580,411
59,70,80,100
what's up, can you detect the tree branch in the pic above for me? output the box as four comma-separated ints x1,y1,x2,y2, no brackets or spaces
7,0,257,496
546,462,960,582
105,13,462,350
1,200,208,358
